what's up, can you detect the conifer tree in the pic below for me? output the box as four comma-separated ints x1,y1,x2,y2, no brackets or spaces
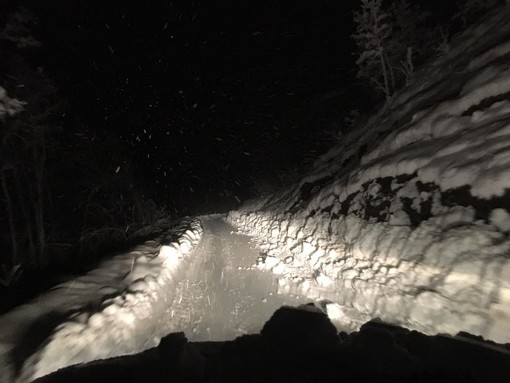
353,0,394,101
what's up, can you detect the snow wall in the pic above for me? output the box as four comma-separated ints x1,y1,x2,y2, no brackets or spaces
228,5,510,344
0,219,203,383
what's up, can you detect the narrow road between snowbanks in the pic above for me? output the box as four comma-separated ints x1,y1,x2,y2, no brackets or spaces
158,216,307,341
2,216,320,382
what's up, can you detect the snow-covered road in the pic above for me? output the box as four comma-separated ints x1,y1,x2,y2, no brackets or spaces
159,216,307,341
5,216,508,382
1,216,313,382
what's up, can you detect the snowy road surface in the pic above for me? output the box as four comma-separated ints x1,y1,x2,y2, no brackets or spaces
159,216,307,341
1,216,313,382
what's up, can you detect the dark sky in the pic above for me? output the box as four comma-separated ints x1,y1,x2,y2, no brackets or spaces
11,0,458,214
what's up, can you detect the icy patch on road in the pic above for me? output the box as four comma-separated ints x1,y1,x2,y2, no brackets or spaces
156,217,310,343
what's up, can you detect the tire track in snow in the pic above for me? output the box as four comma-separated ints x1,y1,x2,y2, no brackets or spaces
161,216,307,341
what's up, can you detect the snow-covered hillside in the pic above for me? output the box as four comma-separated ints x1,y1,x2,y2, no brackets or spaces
229,5,510,343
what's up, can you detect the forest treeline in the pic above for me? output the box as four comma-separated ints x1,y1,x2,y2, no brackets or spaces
351,0,502,108
0,9,167,296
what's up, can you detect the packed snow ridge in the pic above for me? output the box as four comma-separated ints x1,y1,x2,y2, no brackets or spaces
228,5,510,344
0,218,203,383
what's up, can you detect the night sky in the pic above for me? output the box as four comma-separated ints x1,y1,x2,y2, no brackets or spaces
7,0,458,214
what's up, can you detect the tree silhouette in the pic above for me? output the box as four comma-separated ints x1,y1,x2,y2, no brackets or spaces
352,0,430,101
353,0,394,101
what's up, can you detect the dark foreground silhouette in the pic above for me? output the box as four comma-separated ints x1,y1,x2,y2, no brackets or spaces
34,305,510,383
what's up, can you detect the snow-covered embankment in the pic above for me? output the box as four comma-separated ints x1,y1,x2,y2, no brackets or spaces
228,6,510,344
0,218,203,383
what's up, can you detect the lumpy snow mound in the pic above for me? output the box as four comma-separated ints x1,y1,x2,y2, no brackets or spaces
0,219,203,383
228,5,510,344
